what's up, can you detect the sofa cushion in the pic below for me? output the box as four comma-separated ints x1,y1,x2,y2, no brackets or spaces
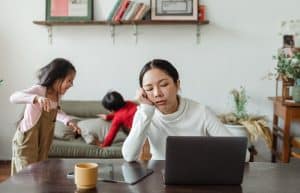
54,121,75,140
78,118,127,144
60,100,109,118
49,138,123,158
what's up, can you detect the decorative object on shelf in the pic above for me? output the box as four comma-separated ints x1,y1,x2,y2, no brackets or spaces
292,79,300,102
219,87,272,149
0,79,3,86
279,20,300,47
198,4,206,22
275,75,294,102
274,50,300,102
151,0,198,21
46,0,93,22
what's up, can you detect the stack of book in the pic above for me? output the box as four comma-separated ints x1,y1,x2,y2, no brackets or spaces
106,0,150,22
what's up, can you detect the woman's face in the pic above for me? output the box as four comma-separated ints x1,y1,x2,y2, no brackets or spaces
56,70,76,95
142,68,180,114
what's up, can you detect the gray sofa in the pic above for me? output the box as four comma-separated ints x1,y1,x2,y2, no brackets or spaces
48,100,126,159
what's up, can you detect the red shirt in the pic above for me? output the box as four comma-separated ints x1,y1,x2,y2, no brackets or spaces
102,101,137,147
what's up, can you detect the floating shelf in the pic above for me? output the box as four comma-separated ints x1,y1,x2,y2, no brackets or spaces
33,20,209,26
33,20,209,44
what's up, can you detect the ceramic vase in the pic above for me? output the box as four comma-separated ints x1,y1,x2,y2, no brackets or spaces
292,79,300,102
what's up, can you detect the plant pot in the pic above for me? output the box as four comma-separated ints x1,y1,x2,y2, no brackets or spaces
224,124,250,146
292,79,300,103
224,124,248,136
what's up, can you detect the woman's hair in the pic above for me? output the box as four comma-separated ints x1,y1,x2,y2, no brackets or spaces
37,58,76,87
139,59,179,87
102,91,126,111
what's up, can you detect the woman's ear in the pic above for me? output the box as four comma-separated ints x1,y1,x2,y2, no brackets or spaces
176,80,181,90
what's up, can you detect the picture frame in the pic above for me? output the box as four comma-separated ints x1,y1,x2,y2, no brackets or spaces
46,0,93,22
151,0,198,21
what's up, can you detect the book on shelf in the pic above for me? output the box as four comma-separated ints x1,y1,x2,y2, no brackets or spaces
120,1,134,21
133,4,150,21
111,0,124,21
124,2,143,21
106,0,122,21
106,1,150,22
114,0,131,22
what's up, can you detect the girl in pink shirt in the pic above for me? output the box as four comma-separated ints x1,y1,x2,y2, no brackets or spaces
10,58,81,175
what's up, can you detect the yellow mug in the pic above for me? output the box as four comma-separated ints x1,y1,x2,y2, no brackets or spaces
74,163,98,190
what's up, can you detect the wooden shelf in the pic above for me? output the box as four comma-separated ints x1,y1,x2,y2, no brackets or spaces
33,20,209,26
33,20,209,44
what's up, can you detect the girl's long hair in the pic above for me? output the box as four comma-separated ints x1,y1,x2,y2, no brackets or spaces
38,58,76,87
16,58,76,128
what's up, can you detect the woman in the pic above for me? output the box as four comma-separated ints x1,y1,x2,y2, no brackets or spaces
122,59,248,161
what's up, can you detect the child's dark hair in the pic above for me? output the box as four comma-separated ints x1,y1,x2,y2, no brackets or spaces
16,58,75,127
139,59,179,87
37,58,76,87
102,91,126,111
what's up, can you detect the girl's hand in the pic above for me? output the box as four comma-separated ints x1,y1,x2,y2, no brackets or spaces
67,121,81,135
35,96,52,112
97,114,107,120
136,88,153,105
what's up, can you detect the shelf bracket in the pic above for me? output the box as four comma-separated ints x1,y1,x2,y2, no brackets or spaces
47,26,53,45
110,25,116,44
196,24,200,44
133,24,138,44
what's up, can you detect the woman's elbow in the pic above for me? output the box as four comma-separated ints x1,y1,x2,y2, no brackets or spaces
122,146,137,162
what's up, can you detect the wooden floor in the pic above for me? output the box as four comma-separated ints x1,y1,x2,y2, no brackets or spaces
0,161,11,183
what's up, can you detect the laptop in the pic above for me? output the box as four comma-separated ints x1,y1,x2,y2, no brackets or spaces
164,136,247,185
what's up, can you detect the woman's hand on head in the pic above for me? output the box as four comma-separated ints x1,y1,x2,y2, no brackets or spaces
136,88,153,105
34,96,52,112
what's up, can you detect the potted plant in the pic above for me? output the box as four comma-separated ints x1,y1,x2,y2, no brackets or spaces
219,87,272,149
275,51,300,102
286,52,300,102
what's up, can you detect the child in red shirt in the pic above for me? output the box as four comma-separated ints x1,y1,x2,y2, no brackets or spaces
97,91,137,147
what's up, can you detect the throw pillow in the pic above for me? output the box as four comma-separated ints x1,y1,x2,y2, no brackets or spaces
78,118,127,145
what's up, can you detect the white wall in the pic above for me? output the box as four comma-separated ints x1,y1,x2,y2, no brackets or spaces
0,0,299,159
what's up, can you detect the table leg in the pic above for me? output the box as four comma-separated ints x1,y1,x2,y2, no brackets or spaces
282,117,291,163
249,145,257,162
272,115,278,162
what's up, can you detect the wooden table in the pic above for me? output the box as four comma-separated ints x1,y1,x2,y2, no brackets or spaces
0,159,300,193
269,97,300,162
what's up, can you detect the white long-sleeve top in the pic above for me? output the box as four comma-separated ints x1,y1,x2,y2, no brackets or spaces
10,85,72,133
122,97,239,161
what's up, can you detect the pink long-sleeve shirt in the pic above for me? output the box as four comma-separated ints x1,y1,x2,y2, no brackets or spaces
10,85,72,133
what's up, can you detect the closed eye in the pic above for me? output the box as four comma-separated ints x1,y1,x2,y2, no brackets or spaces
144,88,153,91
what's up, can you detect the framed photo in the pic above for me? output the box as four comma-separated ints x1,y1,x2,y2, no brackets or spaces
151,0,198,21
46,0,93,22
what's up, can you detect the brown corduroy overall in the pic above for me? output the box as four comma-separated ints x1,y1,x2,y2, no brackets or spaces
11,109,57,175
